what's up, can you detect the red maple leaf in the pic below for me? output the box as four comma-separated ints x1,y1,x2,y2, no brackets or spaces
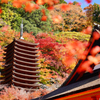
77,61,93,73
88,55,99,65
85,0,92,3
61,4,70,12
34,4,40,9
1,0,8,3
81,26,92,34
24,3,35,13
93,32,100,40
47,6,54,10
53,0,59,4
41,15,47,21
41,9,45,15
90,46,100,56
52,15,62,23
36,0,44,5
0,8,2,14
62,55,76,67
12,0,22,8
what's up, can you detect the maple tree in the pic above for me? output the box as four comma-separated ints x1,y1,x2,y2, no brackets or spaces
35,32,91,85
0,0,92,22
84,4,94,26
0,0,93,34
49,3,87,32
84,3,100,26
92,3,100,24
0,2,52,35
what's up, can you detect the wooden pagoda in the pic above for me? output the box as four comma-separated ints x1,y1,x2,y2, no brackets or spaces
0,39,40,91
32,25,100,99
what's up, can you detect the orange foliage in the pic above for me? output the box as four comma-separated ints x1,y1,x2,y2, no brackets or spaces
34,4,40,9
62,55,76,67
36,0,44,5
41,15,48,21
24,2,35,13
53,0,59,4
0,0,92,23
41,9,48,21
61,4,70,12
88,55,99,65
90,46,100,56
93,32,100,40
50,4,87,31
52,15,62,23
77,61,93,73
47,6,54,10
12,0,22,8
81,26,92,34
1,0,8,3
84,4,94,25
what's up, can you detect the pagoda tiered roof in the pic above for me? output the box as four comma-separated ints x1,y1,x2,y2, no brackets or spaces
0,39,40,91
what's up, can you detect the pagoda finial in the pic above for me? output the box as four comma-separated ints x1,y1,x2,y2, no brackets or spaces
20,18,24,39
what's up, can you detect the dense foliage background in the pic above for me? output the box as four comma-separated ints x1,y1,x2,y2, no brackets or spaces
50,4,87,32
0,0,100,100
0,3,52,35
0,1,90,35
84,3,100,25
